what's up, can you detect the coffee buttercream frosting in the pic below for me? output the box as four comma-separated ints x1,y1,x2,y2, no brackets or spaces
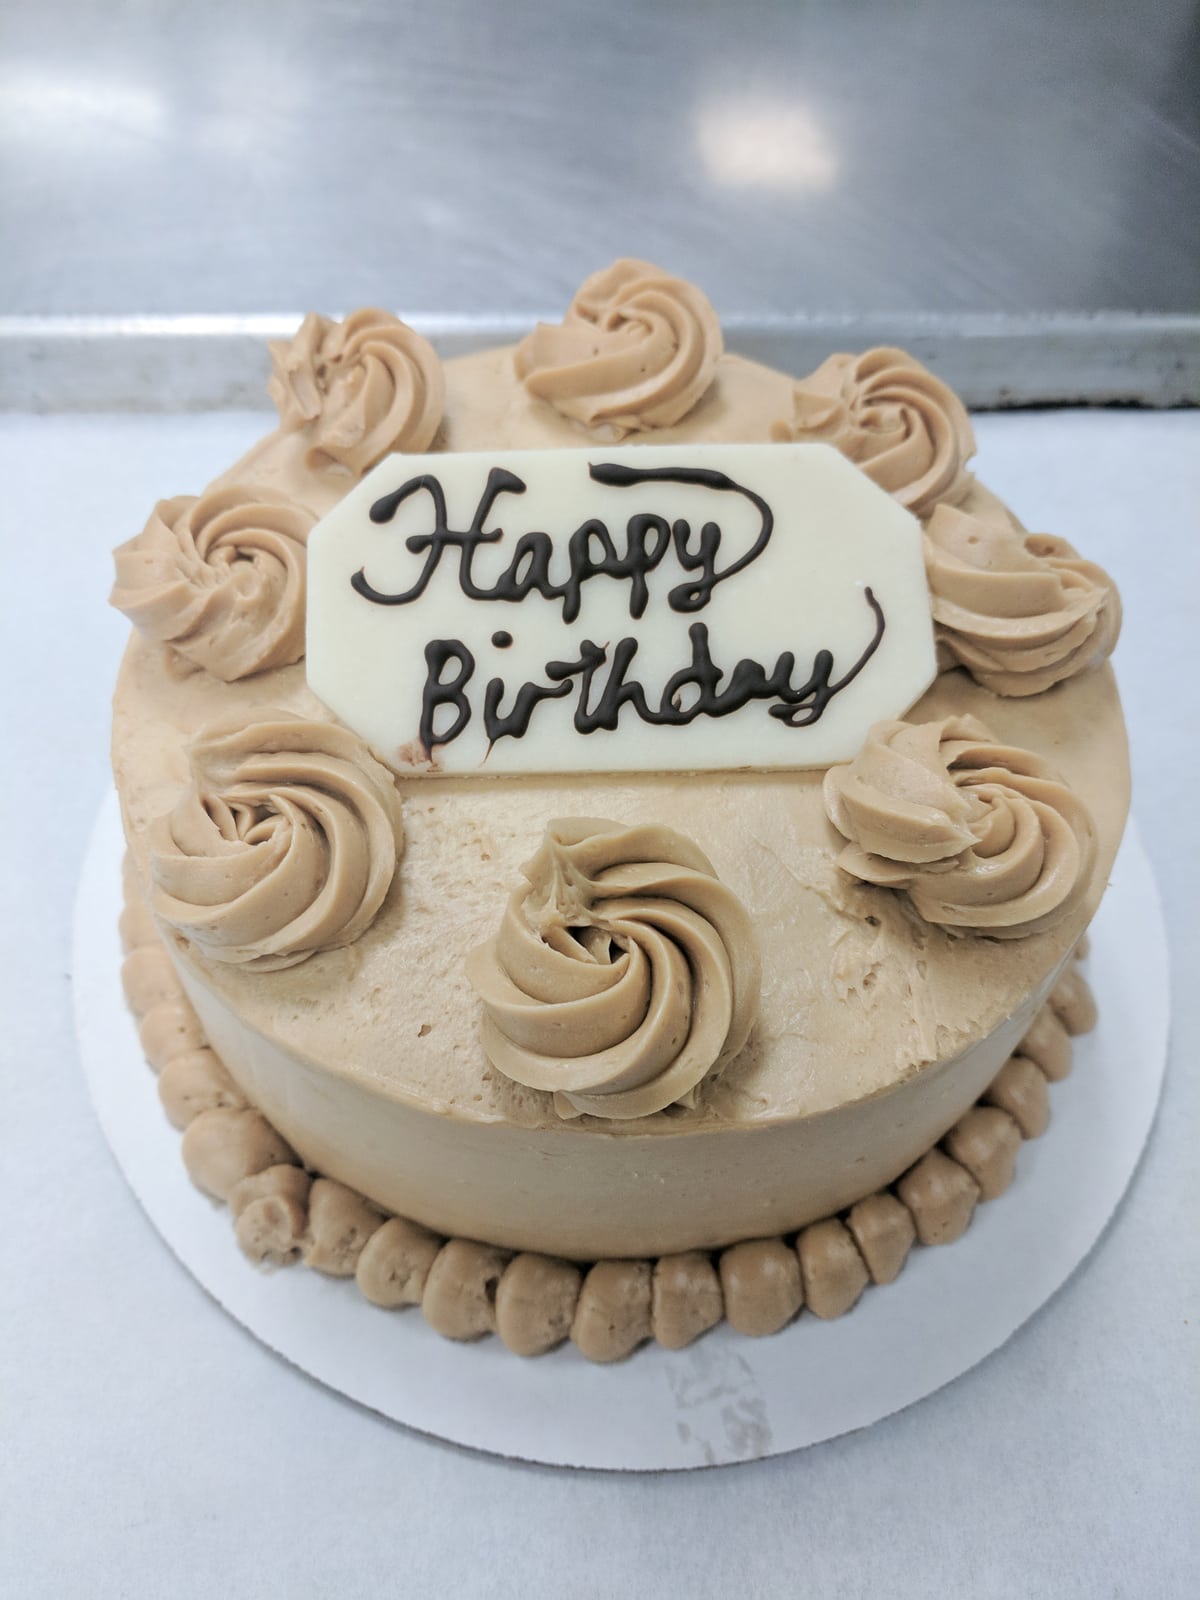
110,486,314,681
466,818,760,1120
824,715,1095,937
110,276,1131,1278
150,711,404,971
513,258,723,438
773,347,975,516
925,504,1121,695
120,846,1102,1357
268,308,444,474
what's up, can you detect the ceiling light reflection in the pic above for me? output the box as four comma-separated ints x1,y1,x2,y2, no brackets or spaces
697,102,838,193
0,71,166,142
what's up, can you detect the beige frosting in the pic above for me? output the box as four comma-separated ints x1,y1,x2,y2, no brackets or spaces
230,1165,312,1266
943,1105,1021,1200
121,943,184,1016
571,1260,653,1361
158,1047,244,1129
495,1254,583,1357
302,1178,384,1276
139,1000,205,1070
235,1192,309,1267
773,346,975,516
1019,1005,1073,1081
116,641,1125,1258
422,1240,510,1341
110,486,313,682
268,308,444,475
356,1216,442,1308
846,1192,915,1286
983,1054,1049,1139
718,1238,803,1337
122,844,1100,1356
651,1252,724,1350
119,894,158,954
796,1218,869,1319
824,714,1096,938
926,504,1121,695
229,1163,312,1219
181,1107,295,1203
513,258,722,438
113,305,1129,1264
466,818,761,1120
895,1148,979,1246
1049,964,1099,1034
150,711,404,971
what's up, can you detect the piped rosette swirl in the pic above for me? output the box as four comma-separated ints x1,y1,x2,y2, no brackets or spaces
466,819,760,1120
824,716,1096,938
109,485,314,681
772,346,975,516
924,504,1121,695
268,308,444,475
150,712,404,971
513,258,723,438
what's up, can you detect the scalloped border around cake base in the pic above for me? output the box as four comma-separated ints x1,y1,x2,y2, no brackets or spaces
74,790,1168,1470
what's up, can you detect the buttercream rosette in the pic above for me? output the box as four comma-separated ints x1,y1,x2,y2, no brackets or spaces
151,712,404,970
924,504,1121,696
466,819,760,1120
824,715,1096,938
513,258,723,438
268,308,444,475
109,485,314,681
773,346,975,517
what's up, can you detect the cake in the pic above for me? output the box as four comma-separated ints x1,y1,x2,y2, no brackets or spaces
109,259,1126,1361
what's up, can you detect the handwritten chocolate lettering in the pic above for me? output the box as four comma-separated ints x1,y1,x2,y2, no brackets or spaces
305,441,936,775
417,589,884,756
353,463,773,624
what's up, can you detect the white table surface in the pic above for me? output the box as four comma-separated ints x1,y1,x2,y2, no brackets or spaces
1,409,1196,1598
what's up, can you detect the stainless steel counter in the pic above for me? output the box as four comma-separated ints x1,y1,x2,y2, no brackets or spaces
2,0,1198,406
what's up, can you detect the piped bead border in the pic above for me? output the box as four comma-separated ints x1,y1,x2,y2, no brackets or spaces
120,856,1095,1363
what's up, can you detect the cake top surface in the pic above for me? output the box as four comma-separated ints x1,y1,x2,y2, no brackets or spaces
111,261,1128,1136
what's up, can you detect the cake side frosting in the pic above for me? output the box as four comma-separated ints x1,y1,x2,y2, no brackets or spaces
120,848,1098,1358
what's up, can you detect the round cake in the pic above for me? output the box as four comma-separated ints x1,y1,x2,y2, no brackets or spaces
110,260,1127,1358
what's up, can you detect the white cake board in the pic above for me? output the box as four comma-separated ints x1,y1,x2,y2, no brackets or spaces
74,791,1168,1471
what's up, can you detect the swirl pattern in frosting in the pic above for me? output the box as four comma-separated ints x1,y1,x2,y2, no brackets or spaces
151,712,404,970
465,818,760,1120
824,715,1096,938
513,258,723,438
925,504,1121,696
772,347,975,516
110,486,314,681
268,308,444,475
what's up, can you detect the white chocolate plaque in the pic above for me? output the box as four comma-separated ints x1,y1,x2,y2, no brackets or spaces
306,443,936,775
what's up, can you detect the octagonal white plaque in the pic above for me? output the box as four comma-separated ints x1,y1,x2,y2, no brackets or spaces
306,442,936,775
